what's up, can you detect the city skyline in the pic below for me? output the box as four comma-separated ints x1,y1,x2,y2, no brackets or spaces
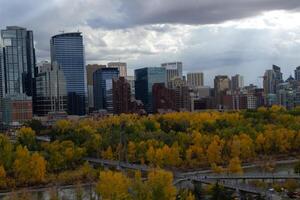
1,1,300,86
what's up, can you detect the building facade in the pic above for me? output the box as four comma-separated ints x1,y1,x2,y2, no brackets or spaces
187,72,204,88
50,32,86,115
107,62,127,77
231,74,244,91
135,67,166,113
34,61,67,116
112,77,131,114
214,75,230,108
161,62,182,87
152,83,176,113
295,66,300,81
0,26,36,125
93,68,119,113
86,64,106,111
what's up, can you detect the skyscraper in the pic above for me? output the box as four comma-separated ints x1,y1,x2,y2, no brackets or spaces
86,64,106,111
93,68,119,113
295,66,300,81
108,62,127,77
0,26,35,97
161,62,183,87
135,67,166,113
231,74,244,91
50,32,86,115
34,61,67,116
112,77,131,114
126,76,135,97
0,26,36,124
263,69,276,95
187,72,204,88
214,75,230,108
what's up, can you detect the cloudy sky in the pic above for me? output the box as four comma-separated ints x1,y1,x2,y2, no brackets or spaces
1,0,300,86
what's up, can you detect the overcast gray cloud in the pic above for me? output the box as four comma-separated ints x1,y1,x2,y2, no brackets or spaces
1,0,300,86
88,0,300,28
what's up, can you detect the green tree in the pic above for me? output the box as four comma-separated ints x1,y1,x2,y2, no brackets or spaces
17,126,37,150
0,135,14,169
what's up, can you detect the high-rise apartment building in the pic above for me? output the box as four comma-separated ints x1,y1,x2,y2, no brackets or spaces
231,74,244,91
161,62,183,87
86,64,106,111
50,32,86,115
263,69,276,95
112,77,131,114
107,62,127,77
126,76,135,97
135,67,166,113
152,83,176,113
214,75,231,108
93,68,119,113
187,72,204,88
34,61,67,116
295,66,300,81
0,26,36,125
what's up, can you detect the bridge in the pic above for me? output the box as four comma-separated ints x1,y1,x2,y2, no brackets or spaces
84,157,151,172
177,174,300,180
174,177,281,200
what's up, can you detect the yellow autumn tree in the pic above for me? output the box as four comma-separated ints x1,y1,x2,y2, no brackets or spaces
228,157,243,174
30,152,47,183
207,136,224,165
96,170,131,200
13,146,32,185
146,146,156,166
13,146,47,185
127,141,136,162
101,146,114,160
147,169,177,200
186,145,205,168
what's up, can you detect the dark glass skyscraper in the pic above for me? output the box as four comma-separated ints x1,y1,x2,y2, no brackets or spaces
93,68,119,113
50,32,86,115
0,26,35,124
135,67,166,113
0,26,35,97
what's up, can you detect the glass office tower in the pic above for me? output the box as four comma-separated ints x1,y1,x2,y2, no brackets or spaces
0,26,35,97
50,32,86,115
93,68,119,113
135,67,166,113
0,26,36,125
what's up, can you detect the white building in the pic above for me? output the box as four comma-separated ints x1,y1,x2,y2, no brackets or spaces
161,62,183,87
187,72,204,88
108,62,127,77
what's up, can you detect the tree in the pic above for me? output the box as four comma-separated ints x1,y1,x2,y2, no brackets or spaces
146,146,156,166
0,165,7,188
207,136,224,165
210,183,233,200
0,135,14,169
146,169,177,200
131,171,151,200
24,119,45,133
17,127,37,150
228,157,243,174
128,142,136,163
13,146,32,185
102,146,114,160
96,170,131,200
13,146,46,185
30,153,47,183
